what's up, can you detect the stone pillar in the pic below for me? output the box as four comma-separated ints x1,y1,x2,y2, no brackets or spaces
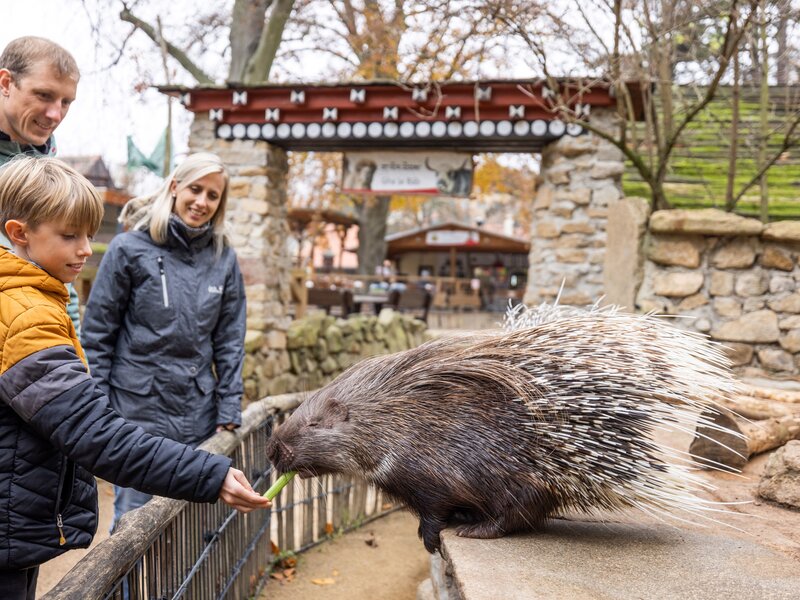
189,116,292,402
524,108,624,306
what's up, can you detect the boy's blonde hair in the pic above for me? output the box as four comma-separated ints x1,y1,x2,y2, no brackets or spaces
120,152,230,255
0,156,103,235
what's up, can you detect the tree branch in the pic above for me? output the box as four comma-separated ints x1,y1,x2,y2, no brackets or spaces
243,0,296,83
120,7,214,84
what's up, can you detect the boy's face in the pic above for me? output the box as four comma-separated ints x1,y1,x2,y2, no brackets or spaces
7,220,92,283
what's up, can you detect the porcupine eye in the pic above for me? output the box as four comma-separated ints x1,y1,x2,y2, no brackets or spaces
306,417,320,429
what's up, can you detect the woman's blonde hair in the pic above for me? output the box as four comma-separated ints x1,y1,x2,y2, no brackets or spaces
120,152,230,255
0,156,103,235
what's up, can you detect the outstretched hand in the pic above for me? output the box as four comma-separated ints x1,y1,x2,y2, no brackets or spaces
219,468,272,513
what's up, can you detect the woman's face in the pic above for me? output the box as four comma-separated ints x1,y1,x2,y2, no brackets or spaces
170,172,225,228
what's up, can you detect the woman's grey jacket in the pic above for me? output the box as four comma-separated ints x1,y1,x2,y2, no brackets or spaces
82,221,246,446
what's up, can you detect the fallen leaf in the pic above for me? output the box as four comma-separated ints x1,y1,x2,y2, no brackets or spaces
365,532,378,547
381,502,394,510
270,541,280,555
324,522,335,535
311,578,336,586
270,572,284,581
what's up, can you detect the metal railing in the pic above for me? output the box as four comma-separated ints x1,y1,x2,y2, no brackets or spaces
43,393,394,600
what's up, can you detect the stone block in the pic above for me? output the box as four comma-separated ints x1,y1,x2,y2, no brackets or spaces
562,222,595,235
240,199,270,215
780,329,800,353
590,161,625,179
591,185,620,207
244,330,264,353
713,297,742,318
536,221,560,238
678,293,708,311
555,189,592,205
694,318,711,332
758,348,795,371
266,330,287,349
711,239,757,269
649,209,763,236
555,134,597,157
770,275,795,294
556,249,588,263
709,270,734,296
533,186,554,210
763,221,800,243
743,297,766,312
761,245,794,271
779,315,800,329
710,310,779,343
547,163,573,185
551,202,575,218
768,293,800,314
653,272,704,297
722,342,753,366
758,441,800,508
734,273,768,297
647,235,702,268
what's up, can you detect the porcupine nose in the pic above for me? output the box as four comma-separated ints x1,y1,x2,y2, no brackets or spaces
266,437,290,470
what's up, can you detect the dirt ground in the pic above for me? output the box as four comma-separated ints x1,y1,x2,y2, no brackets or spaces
259,510,431,600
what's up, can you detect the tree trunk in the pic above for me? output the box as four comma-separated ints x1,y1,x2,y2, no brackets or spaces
757,4,770,223
356,195,390,276
228,0,270,83
725,49,740,211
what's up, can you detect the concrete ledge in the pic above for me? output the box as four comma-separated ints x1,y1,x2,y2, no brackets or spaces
432,520,800,600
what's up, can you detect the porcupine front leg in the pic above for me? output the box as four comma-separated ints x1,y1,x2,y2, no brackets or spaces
417,513,448,553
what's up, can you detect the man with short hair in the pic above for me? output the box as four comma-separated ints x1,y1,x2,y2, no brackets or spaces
0,36,82,333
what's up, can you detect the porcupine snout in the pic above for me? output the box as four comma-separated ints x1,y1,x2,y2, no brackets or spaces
266,437,294,472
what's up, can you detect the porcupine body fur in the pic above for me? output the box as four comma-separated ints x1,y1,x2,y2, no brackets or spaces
267,303,740,553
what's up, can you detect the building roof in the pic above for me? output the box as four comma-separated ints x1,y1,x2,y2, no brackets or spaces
386,222,530,255
59,155,130,207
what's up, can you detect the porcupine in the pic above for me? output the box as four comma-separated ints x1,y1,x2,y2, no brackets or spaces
267,303,741,553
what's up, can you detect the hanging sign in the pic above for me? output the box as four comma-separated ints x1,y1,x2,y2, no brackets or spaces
341,151,473,197
425,230,480,246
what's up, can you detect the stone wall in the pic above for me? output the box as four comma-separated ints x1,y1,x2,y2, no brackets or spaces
612,202,800,374
524,108,624,306
258,309,428,396
189,115,293,402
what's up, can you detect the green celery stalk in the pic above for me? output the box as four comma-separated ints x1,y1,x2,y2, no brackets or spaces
264,471,296,500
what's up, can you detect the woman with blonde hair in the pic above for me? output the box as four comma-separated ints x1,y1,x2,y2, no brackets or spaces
82,152,247,529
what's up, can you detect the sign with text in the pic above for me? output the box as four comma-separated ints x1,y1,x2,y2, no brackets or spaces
425,230,480,246
341,151,473,197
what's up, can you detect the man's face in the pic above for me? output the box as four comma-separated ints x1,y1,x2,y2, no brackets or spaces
0,61,77,146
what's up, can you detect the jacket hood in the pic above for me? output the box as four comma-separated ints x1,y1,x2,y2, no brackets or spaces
0,247,69,302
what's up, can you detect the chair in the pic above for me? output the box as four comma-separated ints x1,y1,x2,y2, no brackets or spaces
389,287,433,323
306,288,354,316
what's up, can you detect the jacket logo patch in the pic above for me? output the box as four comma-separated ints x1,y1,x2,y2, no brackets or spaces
208,285,223,295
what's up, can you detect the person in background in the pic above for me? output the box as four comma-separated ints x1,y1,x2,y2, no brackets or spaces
0,156,269,600
82,152,248,530
0,36,82,334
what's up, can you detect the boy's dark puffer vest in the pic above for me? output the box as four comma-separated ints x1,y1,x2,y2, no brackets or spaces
0,248,231,569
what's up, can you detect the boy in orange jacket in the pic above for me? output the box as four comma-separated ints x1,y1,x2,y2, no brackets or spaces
0,156,270,599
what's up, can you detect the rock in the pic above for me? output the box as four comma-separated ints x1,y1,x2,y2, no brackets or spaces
555,189,592,205
556,249,588,263
319,356,339,374
709,271,734,296
743,297,766,312
763,221,800,243
714,297,742,318
694,318,711,332
324,324,344,353
780,329,800,353
769,293,800,314
735,273,768,297
244,330,264,353
314,337,328,361
769,274,796,294
561,221,595,234
779,315,800,330
647,235,702,268
555,134,597,157
551,201,576,218
653,272,704,297
711,310,780,343
758,348,795,372
722,342,754,366
533,186,554,210
761,246,794,271
266,330,287,349
649,209,763,236
536,221,560,238
590,161,625,179
591,185,620,207
547,163,573,185
758,441,800,508
711,239,757,269
678,293,709,311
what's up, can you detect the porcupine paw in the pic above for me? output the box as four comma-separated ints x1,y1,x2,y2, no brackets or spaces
453,521,505,540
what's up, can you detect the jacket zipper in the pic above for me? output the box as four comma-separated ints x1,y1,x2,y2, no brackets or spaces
158,256,170,307
55,456,67,546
